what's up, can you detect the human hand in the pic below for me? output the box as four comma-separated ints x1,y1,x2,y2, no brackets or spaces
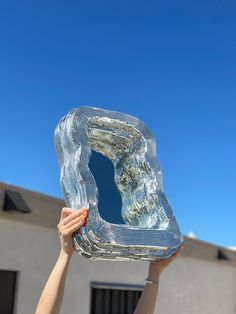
148,245,183,281
57,207,88,257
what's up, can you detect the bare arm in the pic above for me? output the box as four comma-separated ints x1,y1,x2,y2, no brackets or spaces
134,248,182,314
35,207,88,314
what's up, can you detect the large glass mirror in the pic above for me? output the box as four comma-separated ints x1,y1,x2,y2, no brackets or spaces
55,106,183,260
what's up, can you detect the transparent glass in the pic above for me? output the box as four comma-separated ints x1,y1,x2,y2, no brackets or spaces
55,107,183,260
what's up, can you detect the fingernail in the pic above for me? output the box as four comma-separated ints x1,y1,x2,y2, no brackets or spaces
63,218,67,225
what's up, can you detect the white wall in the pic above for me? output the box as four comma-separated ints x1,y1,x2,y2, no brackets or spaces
0,217,235,314
158,256,236,314
0,218,60,314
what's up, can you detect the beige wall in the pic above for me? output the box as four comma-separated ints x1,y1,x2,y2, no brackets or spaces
0,183,236,314
0,217,236,314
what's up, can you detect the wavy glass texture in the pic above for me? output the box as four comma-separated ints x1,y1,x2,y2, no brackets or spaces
55,107,183,260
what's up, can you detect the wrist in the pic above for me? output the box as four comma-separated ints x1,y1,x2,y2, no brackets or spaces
148,263,162,280
147,272,161,282
59,250,73,261
145,278,160,285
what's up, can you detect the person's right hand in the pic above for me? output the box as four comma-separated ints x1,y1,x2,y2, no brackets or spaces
57,207,88,257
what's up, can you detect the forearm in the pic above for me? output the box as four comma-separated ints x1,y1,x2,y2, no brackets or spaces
134,263,161,314
36,251,72,314
134,282,159,314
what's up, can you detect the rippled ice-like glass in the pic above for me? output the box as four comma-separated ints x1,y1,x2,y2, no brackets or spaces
55,107,183,260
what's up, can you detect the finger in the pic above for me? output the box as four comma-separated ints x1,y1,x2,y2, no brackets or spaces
63,209,88,225
63,214,87,229
61,219,86,236
164,251,178,263
58,216,85,234
174,245,184,258
63,211,88,226
171,246,183,259
60,212,87,230
172,252,179,259
60,207,88,222
60,207,74,220
57,216,86,234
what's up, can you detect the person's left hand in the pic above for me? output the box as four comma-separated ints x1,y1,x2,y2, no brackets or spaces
148,245,183,281
57,207,88,257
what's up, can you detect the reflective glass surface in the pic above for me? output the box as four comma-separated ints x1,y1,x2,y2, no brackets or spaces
55,107,183,260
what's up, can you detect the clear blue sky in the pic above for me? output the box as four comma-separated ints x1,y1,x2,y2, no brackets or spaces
1,0,235,247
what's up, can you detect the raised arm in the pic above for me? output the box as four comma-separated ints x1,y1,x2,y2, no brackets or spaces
134,247,182,314
35,207,88,314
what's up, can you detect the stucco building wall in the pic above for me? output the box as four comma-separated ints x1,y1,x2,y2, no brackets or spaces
0,182,235,314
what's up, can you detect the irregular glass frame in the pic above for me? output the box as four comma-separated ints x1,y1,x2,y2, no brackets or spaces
55,106,183,260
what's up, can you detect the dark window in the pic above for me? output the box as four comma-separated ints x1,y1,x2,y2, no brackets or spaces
4,190,31,213
0,270,17,314
90,282,143,314
217,249,230,261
